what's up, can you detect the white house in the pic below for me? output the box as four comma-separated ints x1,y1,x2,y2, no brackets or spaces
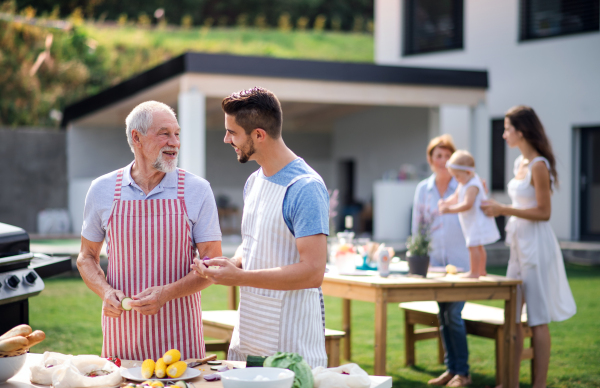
375,0,600,241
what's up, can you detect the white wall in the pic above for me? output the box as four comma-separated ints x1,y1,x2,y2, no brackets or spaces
205,128,334,213
375,0,600,239
332,106,430,203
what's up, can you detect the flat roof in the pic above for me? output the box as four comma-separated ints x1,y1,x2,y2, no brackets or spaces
61,52,488,127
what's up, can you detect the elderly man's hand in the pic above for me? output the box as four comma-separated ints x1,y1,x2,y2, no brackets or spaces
103,288,126,318
191,257,242,286
130,286,166,315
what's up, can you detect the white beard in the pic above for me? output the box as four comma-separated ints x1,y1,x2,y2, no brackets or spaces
152,146,178,173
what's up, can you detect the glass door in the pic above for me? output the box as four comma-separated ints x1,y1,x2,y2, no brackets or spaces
580,126,600,241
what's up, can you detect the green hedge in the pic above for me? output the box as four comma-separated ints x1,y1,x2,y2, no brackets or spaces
14,0,373,31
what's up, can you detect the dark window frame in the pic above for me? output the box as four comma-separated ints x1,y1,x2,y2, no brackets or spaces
403,0,465,56
519,0,600,42
491,118,506,192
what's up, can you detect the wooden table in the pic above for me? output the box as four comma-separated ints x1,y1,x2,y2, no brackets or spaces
321,272,521,387
3,354,392,388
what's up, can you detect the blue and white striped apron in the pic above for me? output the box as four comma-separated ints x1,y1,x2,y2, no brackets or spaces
228,172,328,368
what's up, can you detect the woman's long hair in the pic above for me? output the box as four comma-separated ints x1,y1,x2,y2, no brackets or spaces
505,105,559,188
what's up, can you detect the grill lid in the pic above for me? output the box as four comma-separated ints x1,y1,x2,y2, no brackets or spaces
0,222,30,258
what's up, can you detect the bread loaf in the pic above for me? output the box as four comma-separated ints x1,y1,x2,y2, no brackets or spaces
0,324,32,340
26,330,46,348
0,336,29,352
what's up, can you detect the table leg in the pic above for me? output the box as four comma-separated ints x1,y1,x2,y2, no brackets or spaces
503,285,518,388
342,298,351,360
374,289,388,376
228,286,238,310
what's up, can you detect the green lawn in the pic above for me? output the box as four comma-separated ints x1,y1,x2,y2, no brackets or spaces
29,264,600,387
78,24,374,85
82,25,374,62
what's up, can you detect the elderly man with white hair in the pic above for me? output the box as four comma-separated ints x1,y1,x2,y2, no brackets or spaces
77,101,222,361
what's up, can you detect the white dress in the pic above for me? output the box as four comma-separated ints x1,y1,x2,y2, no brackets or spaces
457,174,500,247
506,156,576,326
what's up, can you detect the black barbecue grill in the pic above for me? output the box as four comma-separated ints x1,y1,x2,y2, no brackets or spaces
0,222,72,334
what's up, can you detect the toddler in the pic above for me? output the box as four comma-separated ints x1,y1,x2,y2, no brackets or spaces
438,150,500,278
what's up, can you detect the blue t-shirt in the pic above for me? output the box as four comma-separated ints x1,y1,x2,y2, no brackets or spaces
244,158,330,238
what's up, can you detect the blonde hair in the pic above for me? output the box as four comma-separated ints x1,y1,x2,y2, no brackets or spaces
426,134,456,163
448,150,475,169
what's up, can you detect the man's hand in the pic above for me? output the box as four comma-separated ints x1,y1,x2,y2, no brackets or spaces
103,288,126,318
191,257,241,286
130,286,167,315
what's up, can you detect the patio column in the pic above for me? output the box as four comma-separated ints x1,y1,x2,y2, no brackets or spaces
470,100,490,184
439,104,471,150
178,88,206,178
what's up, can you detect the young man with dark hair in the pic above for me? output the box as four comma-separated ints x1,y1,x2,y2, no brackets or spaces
191,87,329,367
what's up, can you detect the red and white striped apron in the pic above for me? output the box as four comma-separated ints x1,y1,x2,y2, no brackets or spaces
101,168,205,361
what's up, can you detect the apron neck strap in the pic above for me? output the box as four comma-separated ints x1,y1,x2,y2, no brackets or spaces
177,169,186,200
113,169,124,201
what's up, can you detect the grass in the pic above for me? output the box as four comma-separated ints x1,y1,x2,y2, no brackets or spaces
82,24,374,63
29,264,600,387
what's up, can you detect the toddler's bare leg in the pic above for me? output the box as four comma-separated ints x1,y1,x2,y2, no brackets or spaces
461,246,482,278
479,245,488,276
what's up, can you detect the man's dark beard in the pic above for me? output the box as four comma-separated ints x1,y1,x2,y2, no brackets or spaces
237,138,255,164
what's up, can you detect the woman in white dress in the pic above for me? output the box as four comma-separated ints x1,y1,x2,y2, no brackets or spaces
481,106,576,388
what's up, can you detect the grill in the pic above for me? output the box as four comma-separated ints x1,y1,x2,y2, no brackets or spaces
0,222,72,334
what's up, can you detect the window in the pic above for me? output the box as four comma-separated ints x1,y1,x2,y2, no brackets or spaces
491,118,507,240
403,0,464,55
491,119,506,192
520,0,599,41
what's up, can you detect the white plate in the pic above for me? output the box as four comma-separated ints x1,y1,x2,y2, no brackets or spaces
121,367,201,382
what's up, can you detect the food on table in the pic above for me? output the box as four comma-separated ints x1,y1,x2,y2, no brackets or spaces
312,363,371,388
30,352,73,385
206,360,221,365
106,356,121,367
32,354,121,388
203,373,221,381
155,358,167,378
166,361,187,378
163,349,181,364
142,380,164,388
174,380,188,388
85,370,112,377
0,336,28,352
141,359,156,379
336,244,355,255
0,324,45,357
446,264,458,274
0,324,32,340
246,355,267,367
26,330,46,348
121,297,133,311
264,352,313,388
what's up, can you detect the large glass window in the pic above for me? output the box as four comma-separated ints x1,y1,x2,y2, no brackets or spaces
403,0,464,56
520,0,599,41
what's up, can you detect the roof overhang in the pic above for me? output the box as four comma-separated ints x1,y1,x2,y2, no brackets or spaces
62,52,488,128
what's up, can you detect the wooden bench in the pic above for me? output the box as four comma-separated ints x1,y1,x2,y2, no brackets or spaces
400,301,534,385
202,310,345,367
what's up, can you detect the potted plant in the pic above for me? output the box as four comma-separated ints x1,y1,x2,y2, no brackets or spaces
406,205,437,277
